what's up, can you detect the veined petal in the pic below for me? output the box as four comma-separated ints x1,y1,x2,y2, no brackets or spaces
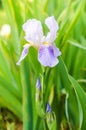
22,19,43,46
38,45,59,67
16,44,30,65
45,16,59,42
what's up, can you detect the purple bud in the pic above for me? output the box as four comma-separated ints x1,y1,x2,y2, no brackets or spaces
46,103,52,113
36,78,41,90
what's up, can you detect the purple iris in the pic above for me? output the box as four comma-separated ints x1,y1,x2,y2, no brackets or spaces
16,16,61,67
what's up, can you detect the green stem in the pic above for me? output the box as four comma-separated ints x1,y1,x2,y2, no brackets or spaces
41,67,49,130
41,67,46,109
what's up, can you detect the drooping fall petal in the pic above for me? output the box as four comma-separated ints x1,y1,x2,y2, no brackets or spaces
16,44,30,65
38,45,60,67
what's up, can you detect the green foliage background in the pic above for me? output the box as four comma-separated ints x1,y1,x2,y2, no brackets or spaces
0,0,86,130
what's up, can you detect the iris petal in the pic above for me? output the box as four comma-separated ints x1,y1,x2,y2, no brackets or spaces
22,19,43,46
45,16,59,32
52,44,61,57
16,44,30,65
38,45,59,67
45,16,59,42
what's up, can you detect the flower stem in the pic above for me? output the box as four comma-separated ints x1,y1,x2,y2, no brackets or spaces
41,67,46,108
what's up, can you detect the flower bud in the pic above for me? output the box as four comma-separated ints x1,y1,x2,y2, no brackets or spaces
46,103,52,113
36,78,41,90
46,103,56,129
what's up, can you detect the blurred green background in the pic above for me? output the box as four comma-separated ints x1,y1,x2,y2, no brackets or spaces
0,0,86,130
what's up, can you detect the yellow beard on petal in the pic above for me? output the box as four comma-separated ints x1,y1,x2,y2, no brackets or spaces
44,42,48,44
43,41,51,47
43,42,50,46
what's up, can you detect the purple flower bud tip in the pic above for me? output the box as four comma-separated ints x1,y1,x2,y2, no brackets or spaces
36,78,41,89
46,103,52,113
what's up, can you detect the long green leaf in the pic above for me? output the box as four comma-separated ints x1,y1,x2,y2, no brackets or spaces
0,85,22,120
69,76,86,130
20,58,33,130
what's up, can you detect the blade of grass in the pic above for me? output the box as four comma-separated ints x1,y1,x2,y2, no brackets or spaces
2,0,20,55
69,75,86,130
0,85,22,120
20,58,33,130
61,0,84,48
67,40,86,50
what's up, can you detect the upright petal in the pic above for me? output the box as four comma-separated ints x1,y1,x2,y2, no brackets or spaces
45,16,59,32
38,45,59,67
45,16,59,42
22,19,43,46
16,44,30,65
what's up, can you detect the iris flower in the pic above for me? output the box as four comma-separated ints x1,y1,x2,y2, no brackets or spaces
17,16,61,67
